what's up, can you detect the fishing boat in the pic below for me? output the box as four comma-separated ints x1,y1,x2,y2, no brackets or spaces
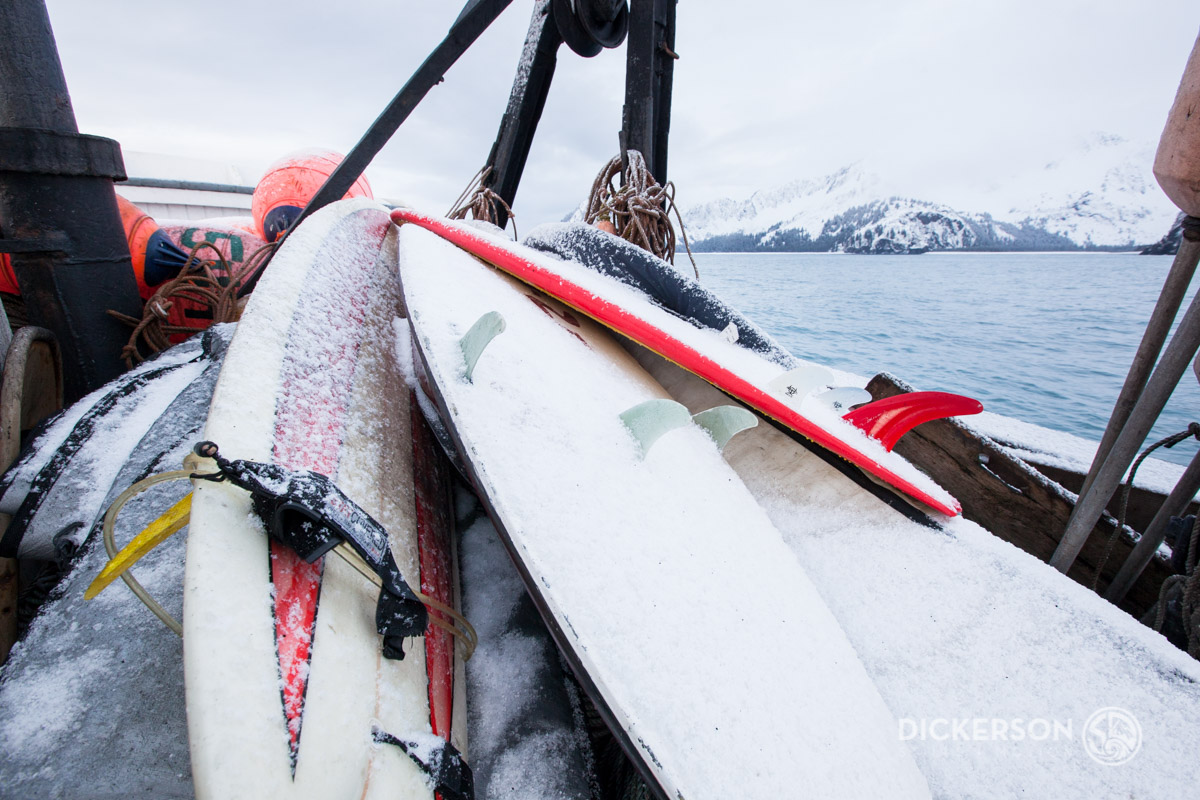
2,1,1200,798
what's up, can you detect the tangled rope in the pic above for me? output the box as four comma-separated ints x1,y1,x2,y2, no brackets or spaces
584,151,697,278
1150,515,1200,658
108,239,275,368
448,166,516,236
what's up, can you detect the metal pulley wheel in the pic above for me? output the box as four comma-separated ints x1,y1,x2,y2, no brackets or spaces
553,0,629,57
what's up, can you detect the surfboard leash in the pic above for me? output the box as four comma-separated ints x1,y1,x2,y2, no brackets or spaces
85,442,477,660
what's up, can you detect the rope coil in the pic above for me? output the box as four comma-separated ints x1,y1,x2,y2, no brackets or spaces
584,150,697,278
448,166,516,237
108,239,275,368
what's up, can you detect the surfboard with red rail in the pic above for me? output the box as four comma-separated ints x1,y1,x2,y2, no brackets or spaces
390,208,977,517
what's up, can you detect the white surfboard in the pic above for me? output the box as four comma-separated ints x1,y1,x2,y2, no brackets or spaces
395,220,931,800
185,198,466,799
630,345,1200,799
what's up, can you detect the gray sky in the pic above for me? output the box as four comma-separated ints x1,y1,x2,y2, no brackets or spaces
44,0,1200,223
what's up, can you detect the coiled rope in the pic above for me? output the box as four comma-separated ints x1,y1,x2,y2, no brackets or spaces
584,150,698,279
448,166,516,237
108,239,275,368
1151,517,1200,658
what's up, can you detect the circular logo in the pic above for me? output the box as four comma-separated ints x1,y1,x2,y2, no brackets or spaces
1082,707,1142,766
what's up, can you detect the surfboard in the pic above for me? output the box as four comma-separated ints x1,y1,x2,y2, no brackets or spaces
395,219,931,800
389,208,961,517
185,198,467,799
0,329,229,798
628,343,1200,798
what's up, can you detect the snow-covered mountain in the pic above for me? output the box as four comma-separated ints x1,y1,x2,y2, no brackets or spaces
682,136,1179,252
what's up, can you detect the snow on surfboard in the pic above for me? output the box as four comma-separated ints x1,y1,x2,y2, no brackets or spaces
628,345,1200,798
394,218,932,800
185,199,467,799
390,208,964,517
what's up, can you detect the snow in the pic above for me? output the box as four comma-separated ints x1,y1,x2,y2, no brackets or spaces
638,349,1200,799
0,335,211,517
457,508,594,800
397,221,932,799
0,369,222,798
682,136,1179,250
967,408,1188,498
0,331,224,562
444,215,958,514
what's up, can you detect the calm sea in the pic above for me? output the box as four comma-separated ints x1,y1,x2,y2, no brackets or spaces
692,251,1200,467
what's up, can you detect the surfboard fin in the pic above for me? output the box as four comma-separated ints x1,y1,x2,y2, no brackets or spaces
620,399,692,459
459,311,506,383
813,387,872,413
85,493,192,601
692,406,758,452
843,391,984,450
768,365,836,406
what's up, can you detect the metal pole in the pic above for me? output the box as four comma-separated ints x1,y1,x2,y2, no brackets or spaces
0,0,143,401
621,0,677,185
1051,281,1200,571
1073,235,1200,508
1105,442,1200,603
285,0,514,235
482,1,563,225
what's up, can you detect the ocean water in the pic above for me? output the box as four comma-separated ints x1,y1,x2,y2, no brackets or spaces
692,251,1200,468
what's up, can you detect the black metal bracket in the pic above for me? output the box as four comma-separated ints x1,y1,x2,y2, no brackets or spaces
481,0,630,226
0,128,126,180
0,233,69,255
621,0,677,185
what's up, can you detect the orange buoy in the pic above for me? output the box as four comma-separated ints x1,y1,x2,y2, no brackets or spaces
116,195,191,299
0,197,188,298
251,150,373,243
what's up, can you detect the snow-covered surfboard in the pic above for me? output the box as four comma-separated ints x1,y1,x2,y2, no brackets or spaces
394,219,931,800
630,345,1200,798
390,208,961,517
185,198,467,799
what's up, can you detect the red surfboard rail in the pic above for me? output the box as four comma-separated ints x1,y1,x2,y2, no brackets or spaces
391,208,962,517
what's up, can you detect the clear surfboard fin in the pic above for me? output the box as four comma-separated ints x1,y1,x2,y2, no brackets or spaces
459,311,506,383
720,322,739,344
85,492,192,600
813,387,872,413
692,405,758,452
768,365,836,405
620,399,692,459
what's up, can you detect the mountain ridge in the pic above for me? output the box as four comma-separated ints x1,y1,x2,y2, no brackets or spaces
681,136,1179,253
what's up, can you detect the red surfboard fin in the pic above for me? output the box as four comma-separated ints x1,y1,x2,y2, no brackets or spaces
843,392,983,451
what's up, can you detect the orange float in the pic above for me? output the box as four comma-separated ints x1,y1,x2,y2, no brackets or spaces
116,195,191,299
251,150,373,243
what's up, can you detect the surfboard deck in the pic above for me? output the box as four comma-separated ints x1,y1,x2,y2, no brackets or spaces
629,343,1200,798
395,220,931,800
185,198,465,799
390,208,960,517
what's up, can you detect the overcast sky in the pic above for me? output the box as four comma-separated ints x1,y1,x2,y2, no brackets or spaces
43,0,1200,223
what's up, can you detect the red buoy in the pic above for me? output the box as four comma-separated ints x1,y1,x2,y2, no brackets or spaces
251,150,373,243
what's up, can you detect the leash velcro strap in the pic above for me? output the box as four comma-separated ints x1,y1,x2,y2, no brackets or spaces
194,443,428,659
373,728,474,800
